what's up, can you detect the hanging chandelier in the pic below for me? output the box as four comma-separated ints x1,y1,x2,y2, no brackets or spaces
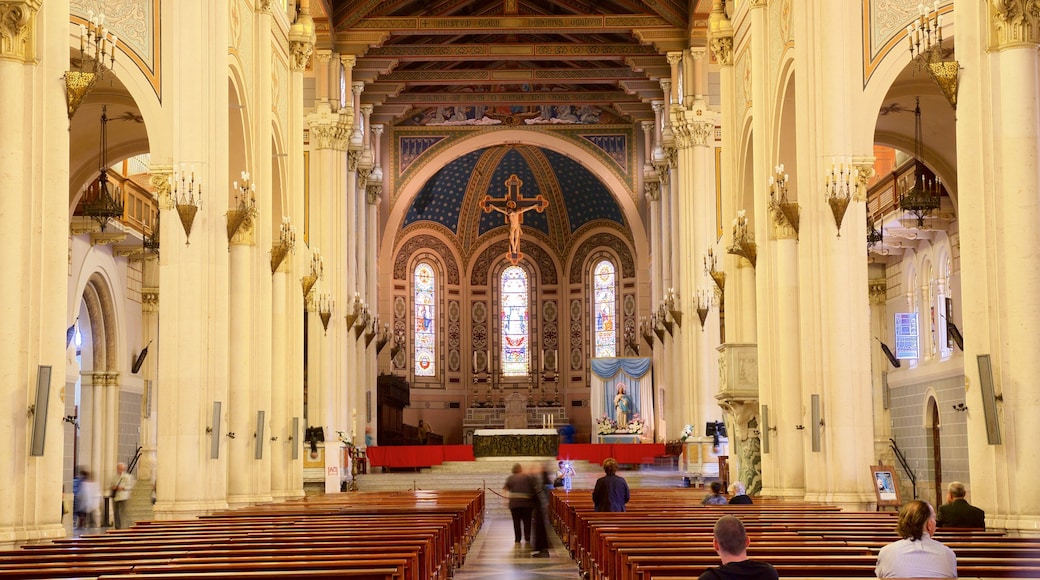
899,98,942,228
80,105,124,232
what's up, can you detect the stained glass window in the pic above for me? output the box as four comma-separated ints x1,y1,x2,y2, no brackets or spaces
414,263,435,376
593,260,617,357
500,266,529,375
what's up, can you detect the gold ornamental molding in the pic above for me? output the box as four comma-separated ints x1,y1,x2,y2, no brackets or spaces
868,279,887,305
991,0,1040,48
0,0,41,63
350,15,672,35
365,42,660,61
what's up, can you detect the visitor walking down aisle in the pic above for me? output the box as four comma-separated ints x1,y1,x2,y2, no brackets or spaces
452,511,575,579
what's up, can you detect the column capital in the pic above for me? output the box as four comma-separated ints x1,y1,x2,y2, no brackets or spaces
666,51,684,65
869,280,887,305
149,165,174,210
142,287,160,312
306,103,349,150
689,47,709,61
690,120,714,147
710,35,734,66
749,0,767,8
257,0,273,13
348,149,361,172
351,81,365,96
644,180,661,202
314,49,332,64
0,0,41,62
367,182,383,205
659,78,671,96
772,221,797,240
991,0,1040,48
371,123,384,138
851,156,876,203
340,54,356,69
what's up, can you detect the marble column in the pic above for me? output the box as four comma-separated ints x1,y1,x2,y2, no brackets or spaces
281,10,312,500
227,221,260,507
366,123,385,446
964,0,1040,529
155,0,232,519
793,0,874,508
0,0,75,546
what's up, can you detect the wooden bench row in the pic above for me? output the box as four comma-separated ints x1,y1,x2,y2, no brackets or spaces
550,489,1040,580
0,489,485,580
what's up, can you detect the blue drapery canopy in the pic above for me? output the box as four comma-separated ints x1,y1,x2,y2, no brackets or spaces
591,357,652,380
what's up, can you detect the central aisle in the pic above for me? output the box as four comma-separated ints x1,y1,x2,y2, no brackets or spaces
454,510,578,579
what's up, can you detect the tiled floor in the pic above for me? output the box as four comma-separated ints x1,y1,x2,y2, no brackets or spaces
454,511,580,579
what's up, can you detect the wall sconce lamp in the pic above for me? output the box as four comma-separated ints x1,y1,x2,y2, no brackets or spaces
317,292,334,334
226,170,257,241
226,431,236,439
639,317,655,351
952,403,968,412
665,288,683,328
65,10,118,119
825,160,856,236
705,248,726,293
727,210,757,267
301,249,323,298
376,321,392,354
657,302,674,336
365,316,379,347
169,165,203,245
768,164,799,234
696,288,714,329
908,2,958,109
270,216,296,273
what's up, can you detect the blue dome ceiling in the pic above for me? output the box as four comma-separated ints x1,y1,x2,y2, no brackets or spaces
403,146,625,245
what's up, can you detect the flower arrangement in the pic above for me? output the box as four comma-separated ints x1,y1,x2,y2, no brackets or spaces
624,414,647,435
336,430,354,448
680,424,694,442
596,414,617,435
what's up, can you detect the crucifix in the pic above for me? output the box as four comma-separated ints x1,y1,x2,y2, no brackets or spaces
479,173,548,265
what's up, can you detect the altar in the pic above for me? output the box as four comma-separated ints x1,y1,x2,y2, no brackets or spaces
472,428,559,458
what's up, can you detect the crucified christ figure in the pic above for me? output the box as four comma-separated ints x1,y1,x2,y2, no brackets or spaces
488,200,539,257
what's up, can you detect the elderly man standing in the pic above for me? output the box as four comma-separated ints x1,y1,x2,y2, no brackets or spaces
937,481,986,528
109,462,134,529
698,515,778,580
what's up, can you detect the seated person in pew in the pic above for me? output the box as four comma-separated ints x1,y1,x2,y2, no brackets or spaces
937,481,986,529
875,499,957,579
702,481,728,505
698,515,778,580
727,482,753,505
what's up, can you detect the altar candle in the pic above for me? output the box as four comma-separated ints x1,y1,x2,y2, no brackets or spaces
351,408,357,441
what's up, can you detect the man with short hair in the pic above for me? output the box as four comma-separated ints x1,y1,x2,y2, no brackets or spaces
875,500,957,578
109,462,134,529
937,481,985,528
592,458,629,512
697,515,778,580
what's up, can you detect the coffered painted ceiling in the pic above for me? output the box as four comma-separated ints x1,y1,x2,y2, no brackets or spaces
319,0,711,126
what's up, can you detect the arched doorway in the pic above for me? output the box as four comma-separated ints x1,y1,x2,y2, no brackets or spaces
927,396,942,504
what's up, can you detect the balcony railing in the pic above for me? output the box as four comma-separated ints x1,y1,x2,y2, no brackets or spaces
866,158,947,225
75,171,158,237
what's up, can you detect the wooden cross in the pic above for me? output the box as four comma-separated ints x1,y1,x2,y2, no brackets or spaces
479,173,548,265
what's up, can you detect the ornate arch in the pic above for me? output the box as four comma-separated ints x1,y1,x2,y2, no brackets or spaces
470,240,558,286
83,272,119,371
393,234,460,284
568,231,635,284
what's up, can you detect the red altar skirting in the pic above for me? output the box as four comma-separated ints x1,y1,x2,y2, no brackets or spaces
366,442,663,469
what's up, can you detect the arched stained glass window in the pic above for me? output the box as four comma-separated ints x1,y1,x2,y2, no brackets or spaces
593,260,617,357
500,266,529,375
414,263,435,376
